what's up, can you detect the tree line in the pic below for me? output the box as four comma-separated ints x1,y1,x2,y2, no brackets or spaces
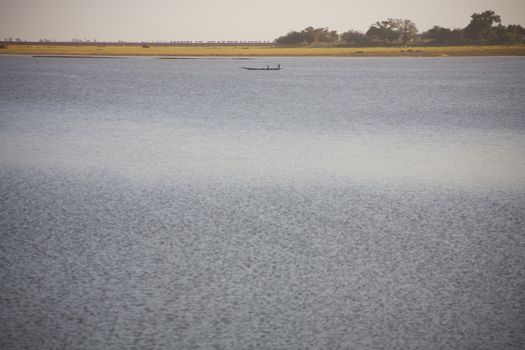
275,10,525,46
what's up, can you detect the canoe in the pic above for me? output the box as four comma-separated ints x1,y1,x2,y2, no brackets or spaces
241,65,282,71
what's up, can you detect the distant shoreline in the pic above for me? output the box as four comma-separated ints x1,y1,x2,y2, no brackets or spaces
1,44,525,57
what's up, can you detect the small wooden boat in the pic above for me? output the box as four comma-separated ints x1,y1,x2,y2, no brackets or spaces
241,64,282,71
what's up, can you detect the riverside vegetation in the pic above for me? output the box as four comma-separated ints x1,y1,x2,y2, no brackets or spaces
1,9,524,57
275,10,525,46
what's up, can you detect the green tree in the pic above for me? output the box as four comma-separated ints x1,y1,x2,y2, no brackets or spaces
303,27,339,43
464,10,501,41
421,26,464,44
366,20,400,43
324,30,340,42
422,26,452,42
365,19,417,45
275,27,339,45
341,30,368,45
506,24,525,43
275,31,304,45
450,28,465,43
302,26,317,43
394,19,418,45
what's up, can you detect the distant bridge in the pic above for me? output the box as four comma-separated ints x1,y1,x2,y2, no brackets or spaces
1,41,275,47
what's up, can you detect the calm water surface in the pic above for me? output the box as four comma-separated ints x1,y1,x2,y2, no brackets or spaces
1,56,524,349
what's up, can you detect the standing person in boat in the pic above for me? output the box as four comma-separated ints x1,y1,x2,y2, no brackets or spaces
267,65,270,70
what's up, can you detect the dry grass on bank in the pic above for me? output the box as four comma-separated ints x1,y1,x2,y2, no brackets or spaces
1,44,525,57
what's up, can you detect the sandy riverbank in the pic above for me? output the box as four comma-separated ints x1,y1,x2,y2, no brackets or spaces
1,44,525,57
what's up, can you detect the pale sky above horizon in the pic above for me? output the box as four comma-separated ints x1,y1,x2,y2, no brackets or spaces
1,0,524,42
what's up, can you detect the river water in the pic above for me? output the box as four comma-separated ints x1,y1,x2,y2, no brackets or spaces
1,56,524,349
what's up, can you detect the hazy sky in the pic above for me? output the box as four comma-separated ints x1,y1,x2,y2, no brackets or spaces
1,0,524,41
